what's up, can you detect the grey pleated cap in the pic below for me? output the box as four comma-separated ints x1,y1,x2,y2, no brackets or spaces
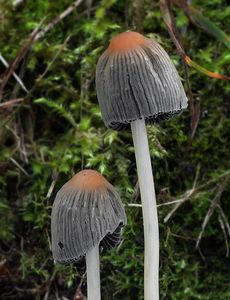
96,31,188,130
51,169,127,264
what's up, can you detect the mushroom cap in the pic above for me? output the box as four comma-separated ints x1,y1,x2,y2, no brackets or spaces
96,31,188,130
51,169,127,264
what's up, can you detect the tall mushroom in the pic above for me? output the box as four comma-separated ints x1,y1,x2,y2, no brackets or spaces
51,169,127,300
96,31,188,299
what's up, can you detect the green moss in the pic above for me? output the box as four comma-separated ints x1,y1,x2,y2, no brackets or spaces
0,0,229,299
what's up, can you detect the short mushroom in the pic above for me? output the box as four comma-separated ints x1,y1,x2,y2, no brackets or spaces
51,169,127,300
96,31,188,300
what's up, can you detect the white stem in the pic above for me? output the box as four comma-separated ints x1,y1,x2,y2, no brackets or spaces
86,245,101,300
131,119,159,300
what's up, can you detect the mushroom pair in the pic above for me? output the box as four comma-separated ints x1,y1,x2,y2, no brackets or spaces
51,169,126,300
96,32,188,299
51,31,187,300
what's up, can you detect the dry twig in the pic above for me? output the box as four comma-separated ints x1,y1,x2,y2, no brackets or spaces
0,20,44,100
0,54,28,93
44,270,57,300
135,0,142,32
164,165,200,223
37,36,70,83
164,169,230,223
10,157,29,176
218,215,229,257
34,0,83,41
130,180,140,203
0,98,24,109
73,273,87,300
217,204,230,238
196,178,228,249
46,170,59,199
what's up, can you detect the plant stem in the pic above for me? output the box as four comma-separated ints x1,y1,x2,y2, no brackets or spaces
86,245,101,300
131,119,159,300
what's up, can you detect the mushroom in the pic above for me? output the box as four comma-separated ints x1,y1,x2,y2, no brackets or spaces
51,169,127,300
96,31,188,300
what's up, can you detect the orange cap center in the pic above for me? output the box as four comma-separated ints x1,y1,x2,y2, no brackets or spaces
107,31,147,53
66,169,108,192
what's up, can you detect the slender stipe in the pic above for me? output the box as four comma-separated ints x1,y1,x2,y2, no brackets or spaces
131,119,159,300
86,245,101,300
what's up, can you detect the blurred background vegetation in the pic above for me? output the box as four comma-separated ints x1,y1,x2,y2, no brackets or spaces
0,0,229,299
